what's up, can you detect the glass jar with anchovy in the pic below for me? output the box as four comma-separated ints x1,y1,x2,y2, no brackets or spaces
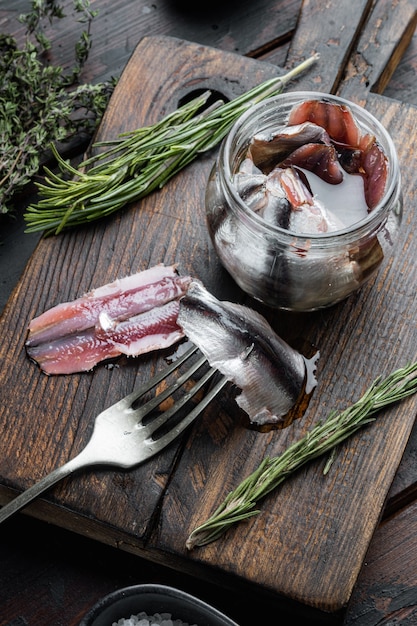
205,91,403,311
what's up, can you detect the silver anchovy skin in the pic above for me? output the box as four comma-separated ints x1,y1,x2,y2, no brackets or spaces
178,281,318,425
248,121,331,170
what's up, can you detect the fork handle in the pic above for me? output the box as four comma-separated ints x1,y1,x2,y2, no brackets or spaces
0,455,85,525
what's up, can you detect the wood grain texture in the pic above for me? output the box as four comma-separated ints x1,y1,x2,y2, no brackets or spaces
0,0,302,83
385,13,417,107
285,0,374,92
345,501,417,625
1,2,417,624
340,0,417,103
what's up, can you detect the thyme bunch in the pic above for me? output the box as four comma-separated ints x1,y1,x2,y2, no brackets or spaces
0,0,115,215
186,360,417,549
24,54,319,235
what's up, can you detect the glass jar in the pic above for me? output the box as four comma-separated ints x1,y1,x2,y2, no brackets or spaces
205,91,403,311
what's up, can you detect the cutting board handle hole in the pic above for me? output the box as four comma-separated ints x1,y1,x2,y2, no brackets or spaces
178,88,230,113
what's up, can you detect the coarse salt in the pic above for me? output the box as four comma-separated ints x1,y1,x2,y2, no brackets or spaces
112,611,198,626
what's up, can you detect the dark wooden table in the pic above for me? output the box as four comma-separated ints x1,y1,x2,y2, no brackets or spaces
1,1,417,625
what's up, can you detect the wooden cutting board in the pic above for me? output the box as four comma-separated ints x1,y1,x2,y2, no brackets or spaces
1,1,417,622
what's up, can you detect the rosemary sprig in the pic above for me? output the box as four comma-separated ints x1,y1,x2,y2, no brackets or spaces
24,54,319,235
186,360,417,549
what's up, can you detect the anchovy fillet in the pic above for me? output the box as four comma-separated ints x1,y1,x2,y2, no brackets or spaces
27,264,190,347
177,281,319,425
26,265,191,375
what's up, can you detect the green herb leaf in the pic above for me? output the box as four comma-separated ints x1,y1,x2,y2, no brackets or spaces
0,0,115,216
186,360,417,549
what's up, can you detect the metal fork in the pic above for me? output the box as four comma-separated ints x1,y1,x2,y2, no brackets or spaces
0,345,228,524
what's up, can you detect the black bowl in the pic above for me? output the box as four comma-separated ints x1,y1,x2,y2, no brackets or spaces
79,583,239,626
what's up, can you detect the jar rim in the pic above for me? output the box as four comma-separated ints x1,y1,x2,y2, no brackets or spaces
221,91,401,246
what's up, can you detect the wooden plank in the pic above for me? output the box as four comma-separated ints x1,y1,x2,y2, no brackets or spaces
386,422,417,515
285,0,374,93
1,2,417,622
0,0,302,83
384,13,417,107
340,0,417,103
345,501,417,625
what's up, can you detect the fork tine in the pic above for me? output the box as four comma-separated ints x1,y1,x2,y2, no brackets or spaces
114,344,199,413
124,343,229,453
131,344,199,403
141,363,217,437
146,375,229,454
131,352,208,418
